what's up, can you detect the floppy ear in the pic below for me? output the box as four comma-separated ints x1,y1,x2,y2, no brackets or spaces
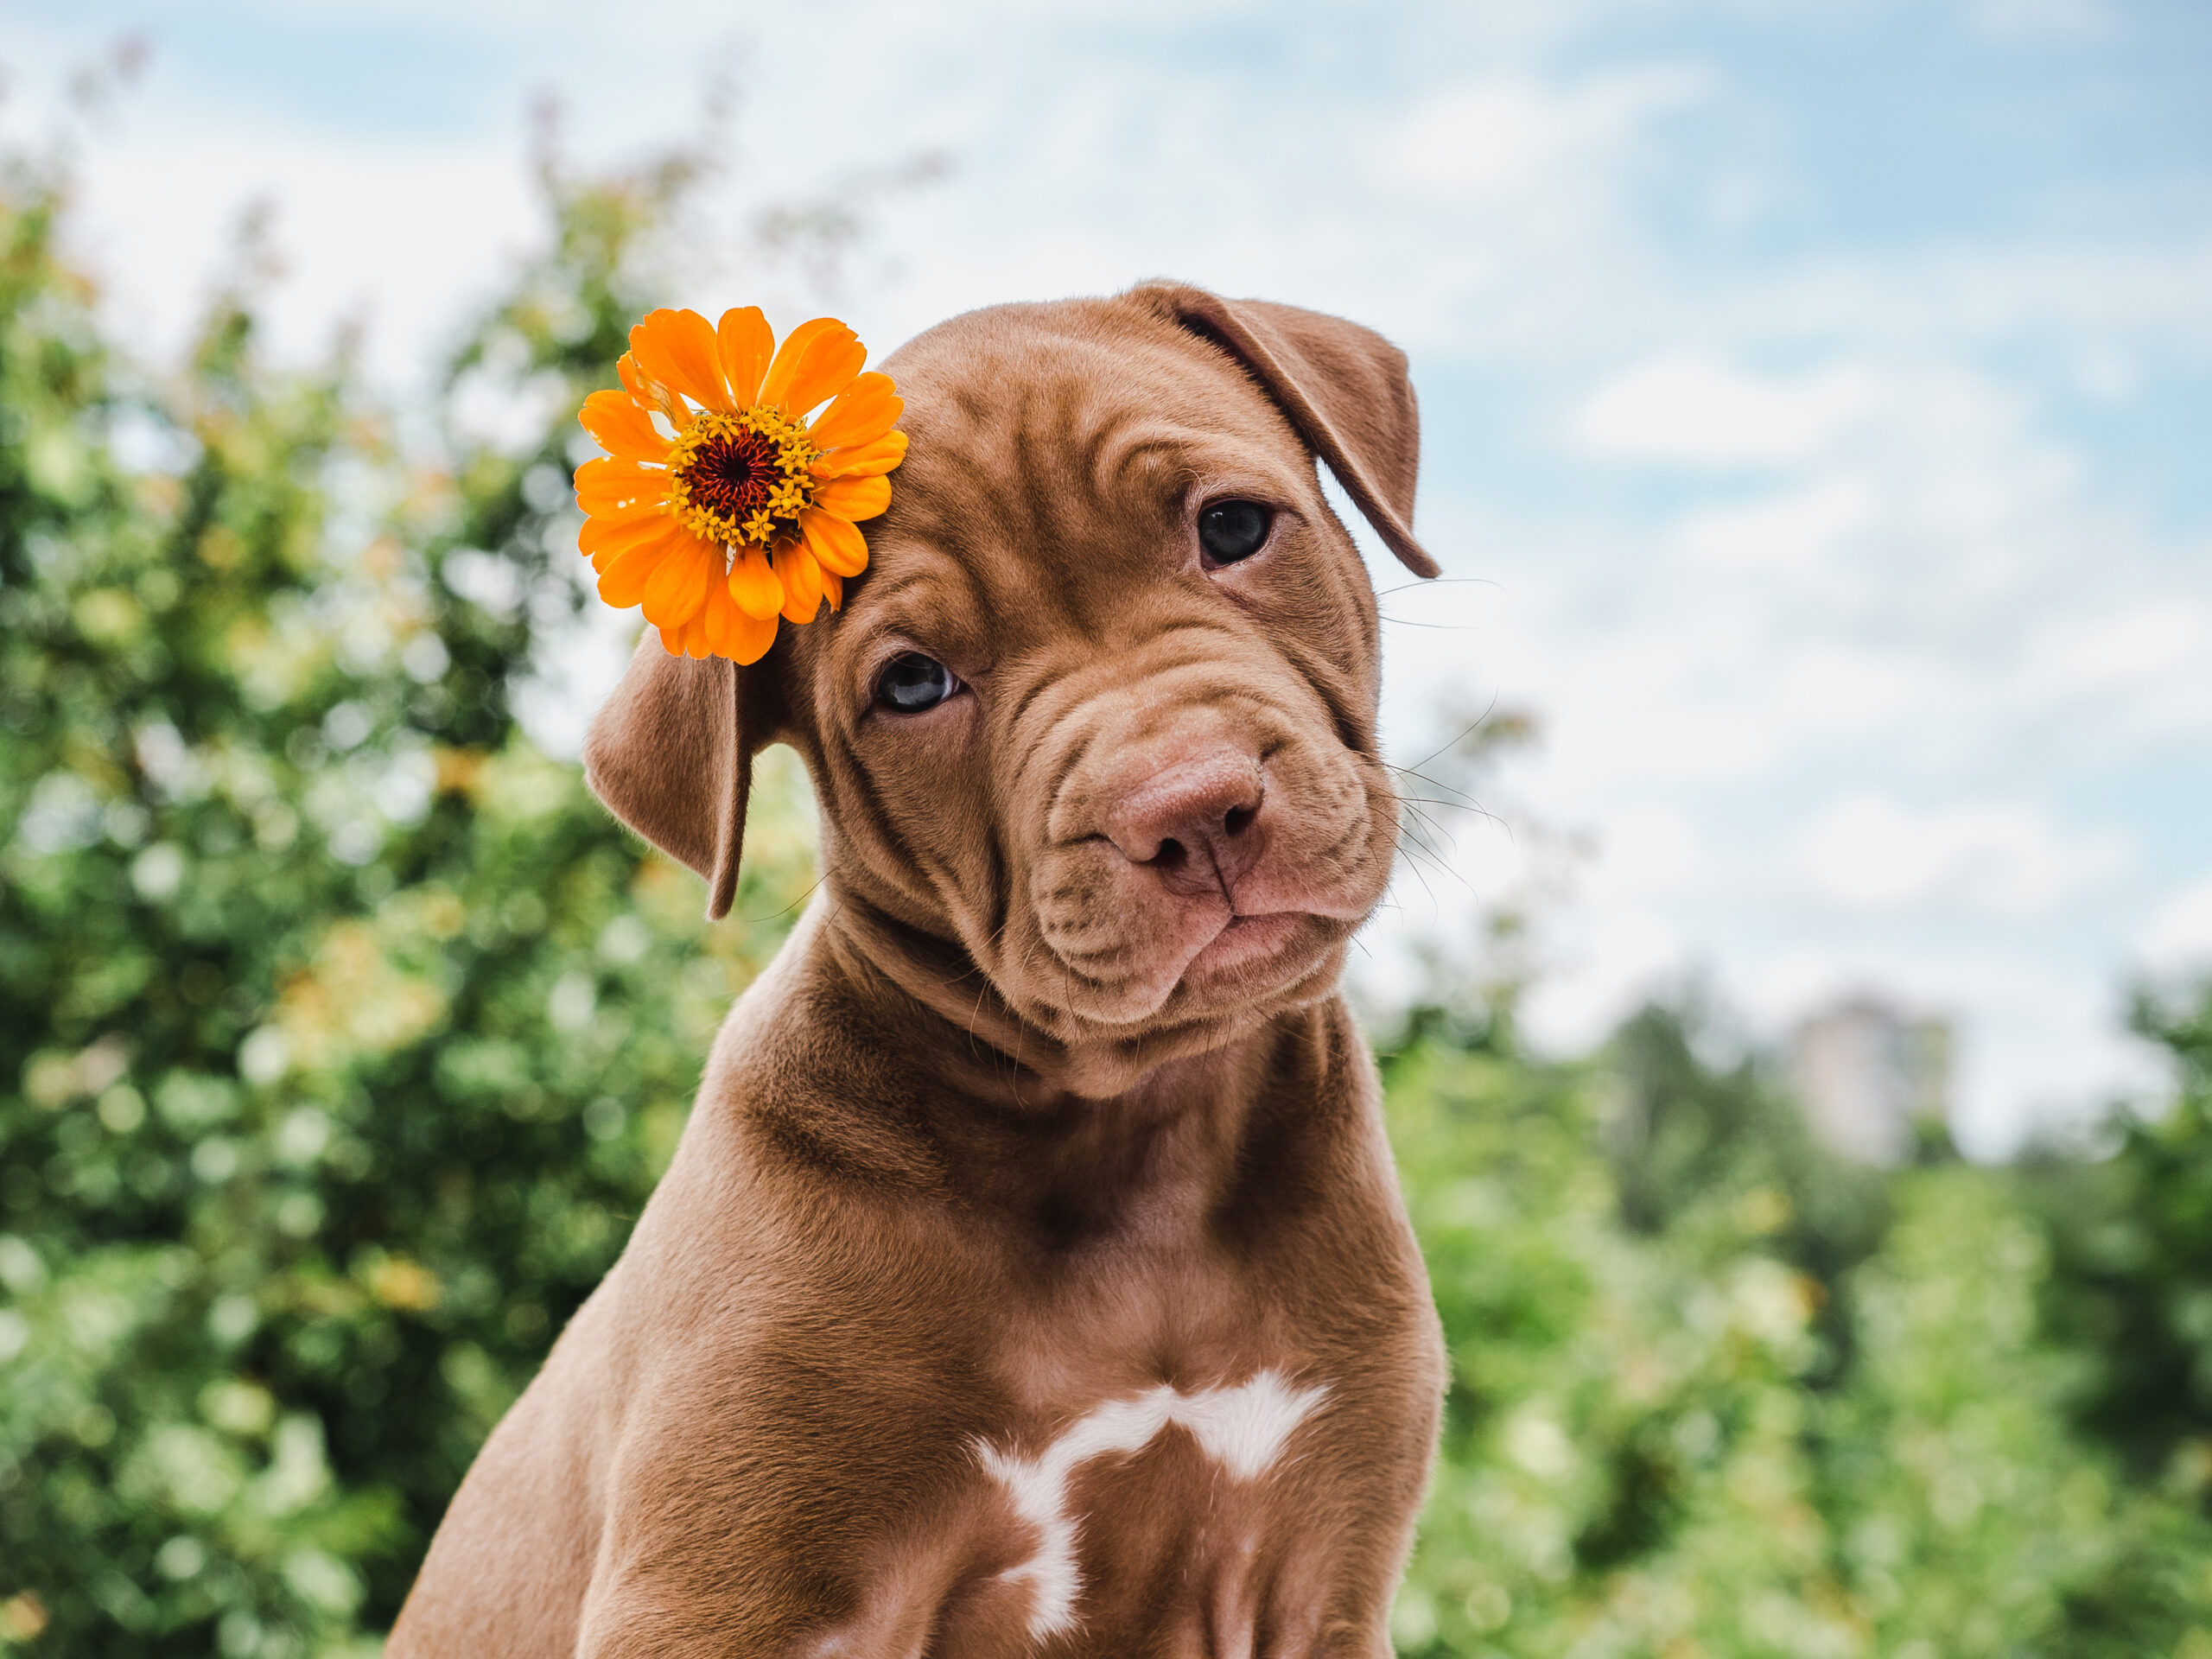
582,637,759,922
1131,281,1440,580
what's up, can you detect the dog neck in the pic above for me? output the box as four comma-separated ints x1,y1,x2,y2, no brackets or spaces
698,887,1355,1226
809,877,1341,1103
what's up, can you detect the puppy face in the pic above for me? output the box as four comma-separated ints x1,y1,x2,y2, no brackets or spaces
788,300,1397,1042
585,285,1436,1080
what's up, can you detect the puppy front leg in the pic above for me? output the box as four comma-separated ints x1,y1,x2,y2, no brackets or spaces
569,1439,1039,1658
570,1537,1042,1659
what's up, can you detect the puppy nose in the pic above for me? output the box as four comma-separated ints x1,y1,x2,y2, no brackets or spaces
1102,751,1264,894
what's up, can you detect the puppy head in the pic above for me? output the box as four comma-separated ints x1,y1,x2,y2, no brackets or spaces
586,283,1434,1086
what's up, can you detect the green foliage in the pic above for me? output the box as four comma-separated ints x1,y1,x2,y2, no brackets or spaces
1822,1168,2211,1658
1604,1004,1891,1392
2029,982,2212,1483
0,142,817,1653
2,118,2209,1659
1387,1012,2212,1658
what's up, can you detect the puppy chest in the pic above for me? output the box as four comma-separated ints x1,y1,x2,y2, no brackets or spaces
976,1371,1327,1636
814,1370,1363,1657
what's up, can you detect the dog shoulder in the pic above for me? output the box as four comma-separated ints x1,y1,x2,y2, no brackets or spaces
693,975,963,1203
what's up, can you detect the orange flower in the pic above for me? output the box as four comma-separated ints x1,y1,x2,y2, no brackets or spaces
573,308,906,663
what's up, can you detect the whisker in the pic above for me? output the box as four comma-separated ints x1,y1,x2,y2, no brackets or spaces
1395,809,1448,858
1389,831,1459,911
1397,695,1505,774
1382,762,1487,810
1400,809,1461,863
1394,826,1478,901
1384,779,1509,839
741,874,825,925
1372,575,1502,600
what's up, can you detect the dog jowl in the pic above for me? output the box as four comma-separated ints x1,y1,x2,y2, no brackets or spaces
391,283,1448,1659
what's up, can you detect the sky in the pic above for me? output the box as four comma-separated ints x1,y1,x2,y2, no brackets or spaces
6,0,2209,1154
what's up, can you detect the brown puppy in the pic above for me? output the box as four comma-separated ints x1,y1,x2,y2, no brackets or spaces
390,283,1446,1658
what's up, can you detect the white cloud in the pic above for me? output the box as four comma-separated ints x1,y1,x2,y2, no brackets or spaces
1381,67,1707,205
2134,873,2212,979
1675,475,1874,573
1587,804,1700,899
1792,794,2129,919
1764,643,1930,741
2021,599,2212,745
1520,905,1688,1054
72,124,533,392
1575,355,1878,467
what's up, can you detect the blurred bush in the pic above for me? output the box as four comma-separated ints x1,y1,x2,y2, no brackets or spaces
2029,988,2212,1484
1,110,2209,1659
0,131,818,1652
1386,994,2212,1657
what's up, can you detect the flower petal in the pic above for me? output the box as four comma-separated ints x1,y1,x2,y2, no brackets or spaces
577,483,669,518
780,334,867,419
820,569,842,612
657,623,685,658
799,506,870,579
807,372,902,451
678,607,714,659
810,430,909,479
758,318,845,411
580,496,671,534
575,456,669,514
813,474,893,523
639,535,716,629
577,482,669,518
729,614,774,668
699,582,736,658
581,514,684,575
579,391,669,462
701,583,779,664
576,456,661,490
579,509,671,558
617,353,676,419
728,604,778,665
630,309,731,413
599,534,679,609
774,541,825,625
728,543,784,621
717,307,775,407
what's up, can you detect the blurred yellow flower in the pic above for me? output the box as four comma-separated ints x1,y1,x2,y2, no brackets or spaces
574,307,906,664
1,1593,49,1642
366,1255,443,1313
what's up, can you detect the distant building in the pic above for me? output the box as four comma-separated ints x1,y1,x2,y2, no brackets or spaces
1789,996,1952,1165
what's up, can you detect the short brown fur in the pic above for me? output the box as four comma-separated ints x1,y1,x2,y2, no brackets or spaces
391,284,1447,1658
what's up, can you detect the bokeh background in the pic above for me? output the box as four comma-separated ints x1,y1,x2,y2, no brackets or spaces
2,3,2209,1655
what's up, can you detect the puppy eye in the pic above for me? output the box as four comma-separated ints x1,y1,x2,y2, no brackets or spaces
1198,499,1272,566
875,652,958,713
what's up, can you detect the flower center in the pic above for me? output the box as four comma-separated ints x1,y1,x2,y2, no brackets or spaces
666,407,819,550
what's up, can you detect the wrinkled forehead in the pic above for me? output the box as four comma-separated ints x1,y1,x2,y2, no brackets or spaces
885,298,1304,488
847,300,1318,638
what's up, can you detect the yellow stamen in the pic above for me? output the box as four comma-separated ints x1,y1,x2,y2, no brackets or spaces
664,405,821,550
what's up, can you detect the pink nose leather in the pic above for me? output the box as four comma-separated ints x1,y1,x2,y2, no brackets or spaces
1101,749,1266,899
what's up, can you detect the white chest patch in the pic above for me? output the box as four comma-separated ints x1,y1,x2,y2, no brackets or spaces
976,1370,1328,1639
